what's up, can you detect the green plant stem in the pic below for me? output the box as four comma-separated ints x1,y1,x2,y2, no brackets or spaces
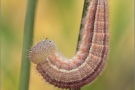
73,0,89,90
19,0,37,90
76,0,89,51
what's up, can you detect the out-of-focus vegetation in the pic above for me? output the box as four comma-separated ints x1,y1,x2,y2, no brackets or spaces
1,0,134,90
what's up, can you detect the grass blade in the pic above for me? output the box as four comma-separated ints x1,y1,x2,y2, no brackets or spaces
19,0,37,90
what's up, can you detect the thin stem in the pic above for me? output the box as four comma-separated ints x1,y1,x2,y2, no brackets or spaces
19,0,37,90
76,0,89,51
73,0,89,90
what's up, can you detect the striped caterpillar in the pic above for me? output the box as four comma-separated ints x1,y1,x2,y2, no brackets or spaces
29,0,109,89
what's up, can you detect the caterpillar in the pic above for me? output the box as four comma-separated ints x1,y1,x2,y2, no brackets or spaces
29,0,109,89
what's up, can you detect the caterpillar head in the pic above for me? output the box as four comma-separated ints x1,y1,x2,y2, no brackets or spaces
29,39,56,64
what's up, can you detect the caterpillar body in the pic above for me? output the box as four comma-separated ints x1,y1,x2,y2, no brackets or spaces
29,0,109,89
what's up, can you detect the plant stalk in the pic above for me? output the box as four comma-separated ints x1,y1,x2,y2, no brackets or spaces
73,0,89,90
76,0,89,51
19,0,37,90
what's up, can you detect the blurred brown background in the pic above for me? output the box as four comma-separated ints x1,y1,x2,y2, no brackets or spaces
1,0,134,90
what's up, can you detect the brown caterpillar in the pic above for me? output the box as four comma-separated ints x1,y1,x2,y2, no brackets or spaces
29,0,109,89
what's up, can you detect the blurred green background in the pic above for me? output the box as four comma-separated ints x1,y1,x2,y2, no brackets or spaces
1,0,134,90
